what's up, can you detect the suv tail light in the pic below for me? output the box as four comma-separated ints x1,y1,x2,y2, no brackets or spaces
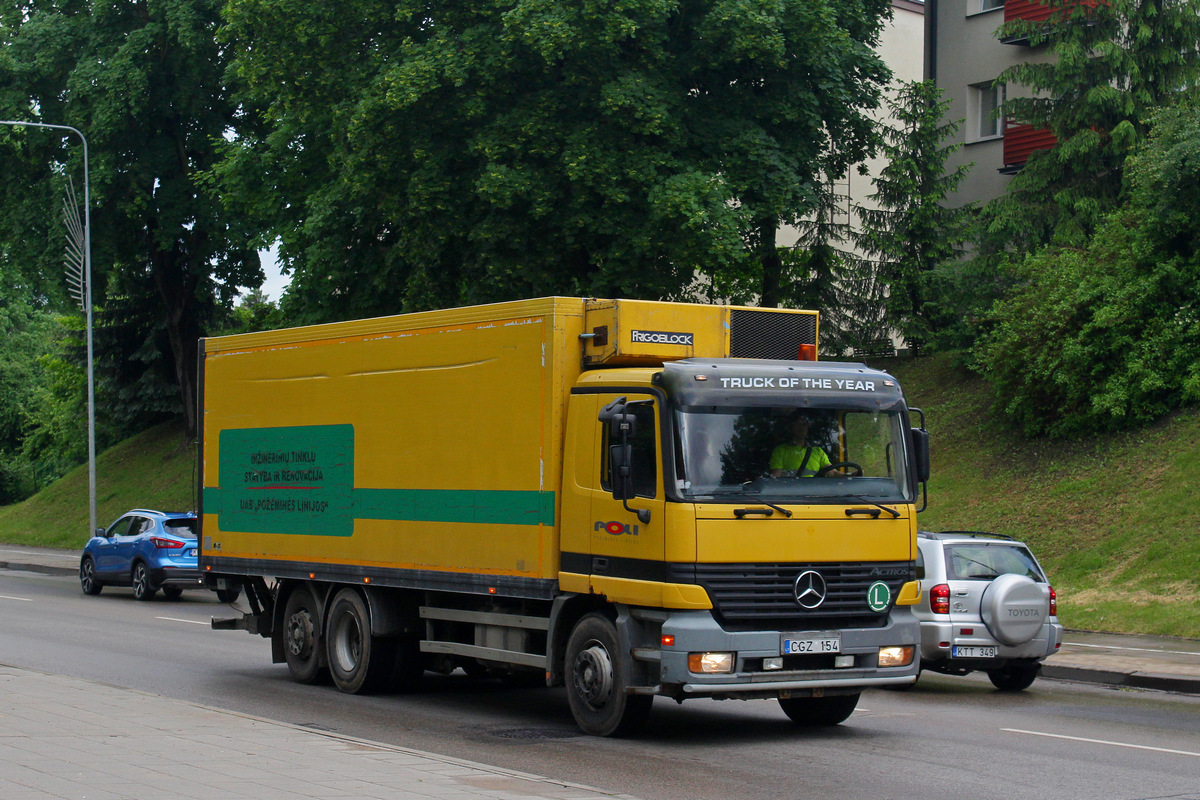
150,537,184,549
1049,586,1057,616
930,583,950,615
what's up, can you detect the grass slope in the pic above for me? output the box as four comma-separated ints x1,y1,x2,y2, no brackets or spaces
0,420,195,549
884,353,1200,638
3,356,1197,636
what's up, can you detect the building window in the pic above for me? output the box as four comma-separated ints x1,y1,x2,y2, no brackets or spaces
981,0,1005,10
969,81,1006,141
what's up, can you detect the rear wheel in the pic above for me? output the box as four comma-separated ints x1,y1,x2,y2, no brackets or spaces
778,693,860,726
325,588,395,694
565,613,652,737
162,586,184,601
988,663,1040,691
131,562,157,601
79,557,102,596
283,586,328,685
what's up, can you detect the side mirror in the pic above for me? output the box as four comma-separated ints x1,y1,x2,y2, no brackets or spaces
910,428,930,484
95,528,106,538
609,443,634,501
608,443,651,524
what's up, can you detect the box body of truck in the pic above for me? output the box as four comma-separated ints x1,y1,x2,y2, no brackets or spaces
199,297,926,735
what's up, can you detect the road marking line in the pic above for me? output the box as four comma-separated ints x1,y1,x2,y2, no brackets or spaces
1064,641,1200,657
1003,728,1200,758
0,594,33,602
156,616,209,625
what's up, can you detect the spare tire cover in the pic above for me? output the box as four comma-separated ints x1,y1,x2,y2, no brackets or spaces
980,573,1049,646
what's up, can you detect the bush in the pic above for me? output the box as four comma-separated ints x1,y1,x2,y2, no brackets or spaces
974,214,1200,438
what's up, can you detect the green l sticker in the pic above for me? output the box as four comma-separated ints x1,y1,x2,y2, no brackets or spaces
867,581,892,613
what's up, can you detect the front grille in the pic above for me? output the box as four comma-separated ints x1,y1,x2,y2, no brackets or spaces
729,309,818,360
673,562,915,632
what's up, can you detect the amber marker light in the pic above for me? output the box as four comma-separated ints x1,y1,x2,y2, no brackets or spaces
688,652,734,673
661,634,676,647
489,587,497,594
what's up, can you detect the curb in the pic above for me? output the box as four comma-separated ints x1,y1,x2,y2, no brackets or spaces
1041,664,1200,695
0,559,76,578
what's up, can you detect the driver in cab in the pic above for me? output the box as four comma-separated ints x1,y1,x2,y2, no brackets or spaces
769,412,843,478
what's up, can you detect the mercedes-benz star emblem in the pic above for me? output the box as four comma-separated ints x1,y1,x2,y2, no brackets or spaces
793,570,827,609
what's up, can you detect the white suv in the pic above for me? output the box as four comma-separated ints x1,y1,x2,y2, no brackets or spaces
914,531,1063,690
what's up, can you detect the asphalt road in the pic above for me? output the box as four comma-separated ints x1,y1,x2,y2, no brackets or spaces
5,568,1200,800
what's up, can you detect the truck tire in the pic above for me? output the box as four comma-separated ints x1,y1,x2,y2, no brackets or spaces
778,693,860,726
326,588,395,694
565,613,652,737
283,586,328,685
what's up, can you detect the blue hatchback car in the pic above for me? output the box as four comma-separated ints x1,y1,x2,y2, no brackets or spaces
79,509,203,600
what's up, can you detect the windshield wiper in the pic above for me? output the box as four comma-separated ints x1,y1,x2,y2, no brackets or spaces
837,495,901,518
709,489,793,518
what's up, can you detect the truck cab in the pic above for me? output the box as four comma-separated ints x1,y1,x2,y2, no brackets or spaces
556,358,926,732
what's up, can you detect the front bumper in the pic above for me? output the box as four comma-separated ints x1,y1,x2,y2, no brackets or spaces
653,607,921,700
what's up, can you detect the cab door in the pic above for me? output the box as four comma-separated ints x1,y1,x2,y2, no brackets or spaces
586,392,667,595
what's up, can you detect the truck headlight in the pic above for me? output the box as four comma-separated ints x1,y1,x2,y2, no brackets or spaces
688,652,735,673
878,646,915,667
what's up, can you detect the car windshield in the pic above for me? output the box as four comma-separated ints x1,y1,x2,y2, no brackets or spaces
164,518,198,539
944,543,1044,581
673,406,913,503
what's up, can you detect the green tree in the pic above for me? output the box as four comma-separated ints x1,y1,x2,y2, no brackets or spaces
856,80,973,352
0,276,55,502
217,0,893,320
974,105,1200,437
985,0,1200,253
0,0,262,439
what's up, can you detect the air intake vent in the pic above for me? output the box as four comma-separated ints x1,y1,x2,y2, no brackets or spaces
729,309,817,359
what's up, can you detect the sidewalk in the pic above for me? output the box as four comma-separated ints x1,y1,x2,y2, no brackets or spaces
0,666,638,800
6,544,1200,696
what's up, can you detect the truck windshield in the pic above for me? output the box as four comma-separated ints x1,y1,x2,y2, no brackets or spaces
673,406,913,503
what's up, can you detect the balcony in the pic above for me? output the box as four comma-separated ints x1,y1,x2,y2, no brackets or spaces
1002,0,1101,44
1000,122,1057,174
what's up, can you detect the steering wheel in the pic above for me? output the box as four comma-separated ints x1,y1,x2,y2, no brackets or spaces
817,461,863,477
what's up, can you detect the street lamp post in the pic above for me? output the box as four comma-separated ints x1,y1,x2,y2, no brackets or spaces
1,120,97,536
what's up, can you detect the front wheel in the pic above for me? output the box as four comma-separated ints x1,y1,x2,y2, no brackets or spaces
564,613,652,737
778,693,860,726
988,663,1040,691
325,588,395,694
80,557,102,596
131,562,157,601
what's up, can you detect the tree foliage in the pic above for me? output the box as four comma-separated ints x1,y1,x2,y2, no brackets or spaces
217,0,894,321
856,80,973,351
1,0,262,440
974,105,1200,437
985,0,1200,253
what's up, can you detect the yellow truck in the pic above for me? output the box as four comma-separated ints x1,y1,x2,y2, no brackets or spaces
199,297,929,735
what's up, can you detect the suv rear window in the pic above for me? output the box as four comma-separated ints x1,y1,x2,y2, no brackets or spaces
164,518,198,538
944,544,1044,582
